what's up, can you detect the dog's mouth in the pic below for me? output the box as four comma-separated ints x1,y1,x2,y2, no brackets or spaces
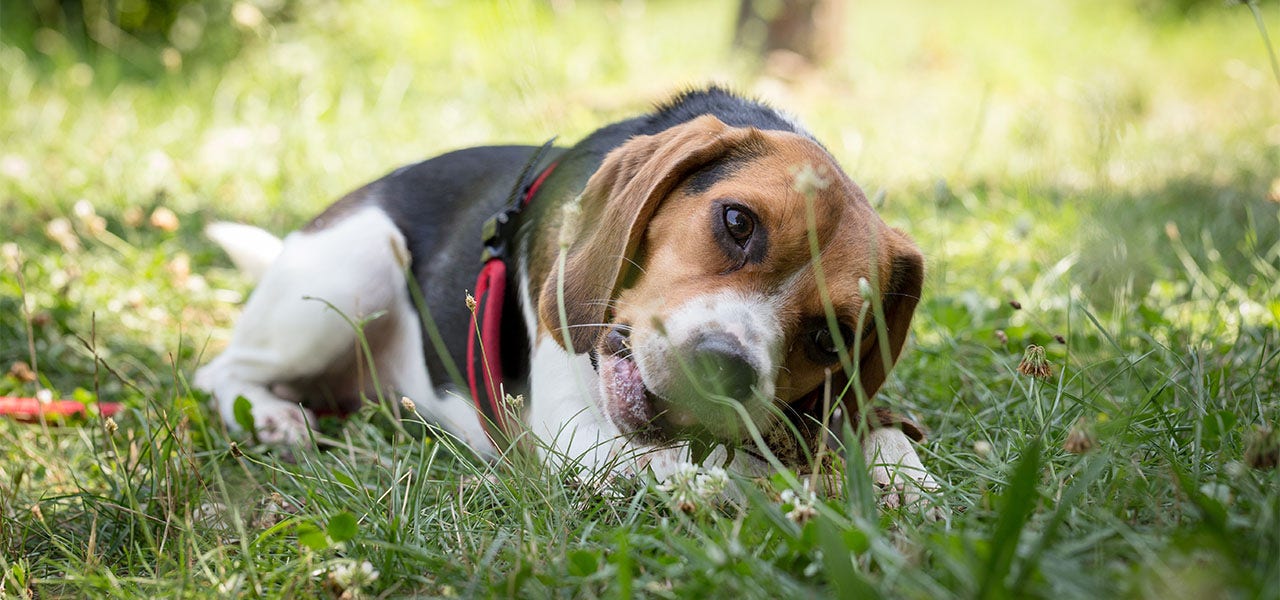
595,325,752,444
597,350,661,437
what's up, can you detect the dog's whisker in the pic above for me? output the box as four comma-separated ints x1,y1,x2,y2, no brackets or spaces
581,298,633,311
882,291,922,302
619,256,648,276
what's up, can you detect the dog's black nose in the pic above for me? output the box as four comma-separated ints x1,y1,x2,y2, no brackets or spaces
685,332,757,402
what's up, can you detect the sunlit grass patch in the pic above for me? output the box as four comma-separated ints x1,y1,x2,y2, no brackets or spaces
2,0,1279,597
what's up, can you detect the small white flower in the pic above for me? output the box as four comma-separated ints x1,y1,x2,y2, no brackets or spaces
35,389,54,404
1199,483,1233,506
803,551,824,577
781,481,818,524
217,574,244,595
657,463,728,513
695,466,728,497
328,560,379,590
73,199,95,220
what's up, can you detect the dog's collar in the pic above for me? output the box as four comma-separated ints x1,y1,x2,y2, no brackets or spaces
480,139,559,263
468,141,558,448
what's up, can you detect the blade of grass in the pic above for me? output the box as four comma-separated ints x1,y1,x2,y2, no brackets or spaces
977,435,1042,600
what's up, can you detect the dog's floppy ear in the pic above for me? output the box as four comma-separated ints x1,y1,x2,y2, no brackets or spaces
538,114,757,352
854,236,924,404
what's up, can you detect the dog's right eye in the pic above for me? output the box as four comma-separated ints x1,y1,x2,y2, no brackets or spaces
722,205,754,246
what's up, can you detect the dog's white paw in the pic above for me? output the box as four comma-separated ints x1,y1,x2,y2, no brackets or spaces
871,464,944,519
862,427,944,519
251,401,316,445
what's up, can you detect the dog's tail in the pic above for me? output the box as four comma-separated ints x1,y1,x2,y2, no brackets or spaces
205,222,284,284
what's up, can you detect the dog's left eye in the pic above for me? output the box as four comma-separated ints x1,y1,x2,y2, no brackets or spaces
723,206,755,246
811,325,853,358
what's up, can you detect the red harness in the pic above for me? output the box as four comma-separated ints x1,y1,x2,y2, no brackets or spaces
466,160,557,446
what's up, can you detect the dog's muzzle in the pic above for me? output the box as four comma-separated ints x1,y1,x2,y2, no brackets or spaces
599,322,769,442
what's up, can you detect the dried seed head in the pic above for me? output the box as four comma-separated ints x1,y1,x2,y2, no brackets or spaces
45,218,80,253
1,242,19,272
1244,425,1278,470
1063,416,1095,454
1009,300,1022,310
1054,334,1067,344
465,292,477,313
123,206,145,228
400,396,417,413
558,197,582,249
389,236,411,269
229,441,243,458
150,207,180,232
1017,345,1053,380
8,360,36,383
791,163,831,197
505,393,524,409
104,417,119,436
994,330,1008,345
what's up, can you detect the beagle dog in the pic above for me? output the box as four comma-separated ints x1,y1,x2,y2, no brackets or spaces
196,88,938,505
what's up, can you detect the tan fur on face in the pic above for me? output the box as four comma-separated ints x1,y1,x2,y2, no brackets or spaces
611,131,922,414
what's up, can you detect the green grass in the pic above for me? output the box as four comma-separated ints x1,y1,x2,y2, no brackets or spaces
2,0,1279,597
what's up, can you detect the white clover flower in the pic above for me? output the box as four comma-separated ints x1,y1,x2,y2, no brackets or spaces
695,466,728,497
781,481,818,524
217,574,244,595
328,560,379,590
657,463,728,513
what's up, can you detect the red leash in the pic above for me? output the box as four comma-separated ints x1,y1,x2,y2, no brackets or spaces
467,156,558,446
0,396,122,421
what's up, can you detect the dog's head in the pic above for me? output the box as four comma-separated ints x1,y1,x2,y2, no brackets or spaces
537,115,923,459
